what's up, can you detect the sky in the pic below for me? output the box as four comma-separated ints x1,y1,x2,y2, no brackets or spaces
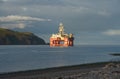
0,0,120,45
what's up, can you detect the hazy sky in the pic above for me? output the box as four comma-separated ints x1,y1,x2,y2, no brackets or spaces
0,0,120,45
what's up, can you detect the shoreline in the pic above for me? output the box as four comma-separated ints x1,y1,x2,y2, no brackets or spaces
1,61,120,79
0,61,109,74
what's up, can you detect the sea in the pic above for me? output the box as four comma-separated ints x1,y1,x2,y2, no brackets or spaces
0,45,120,73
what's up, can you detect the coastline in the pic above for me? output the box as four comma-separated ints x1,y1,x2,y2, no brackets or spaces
1,61,120,79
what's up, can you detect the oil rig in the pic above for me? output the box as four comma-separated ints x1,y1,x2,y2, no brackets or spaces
50,23,74,47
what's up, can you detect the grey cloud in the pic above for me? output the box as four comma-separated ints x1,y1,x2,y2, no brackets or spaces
2,0,64,6
102,29,120,36
0,23,26,29
0,15,51,29
0,15,51,22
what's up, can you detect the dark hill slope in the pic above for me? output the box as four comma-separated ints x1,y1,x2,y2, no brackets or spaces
0,28,46,45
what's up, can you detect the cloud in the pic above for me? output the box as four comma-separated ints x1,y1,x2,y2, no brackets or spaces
1,0,8,2
102,29,120,36
0,15,51,22
97,10,110,16
0,15,51,29
1,23,26,29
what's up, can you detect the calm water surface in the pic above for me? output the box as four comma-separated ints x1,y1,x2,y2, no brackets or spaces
0,45,120,73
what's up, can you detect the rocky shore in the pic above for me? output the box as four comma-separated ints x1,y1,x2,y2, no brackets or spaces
59,63,120,79
0,62,120,79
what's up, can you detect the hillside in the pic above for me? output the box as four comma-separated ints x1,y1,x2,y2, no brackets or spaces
0,28,46,45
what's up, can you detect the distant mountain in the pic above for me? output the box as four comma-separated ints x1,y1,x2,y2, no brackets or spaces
0,28,46,45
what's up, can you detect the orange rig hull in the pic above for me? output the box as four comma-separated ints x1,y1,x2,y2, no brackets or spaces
49,23,74,47
50,37,74,47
